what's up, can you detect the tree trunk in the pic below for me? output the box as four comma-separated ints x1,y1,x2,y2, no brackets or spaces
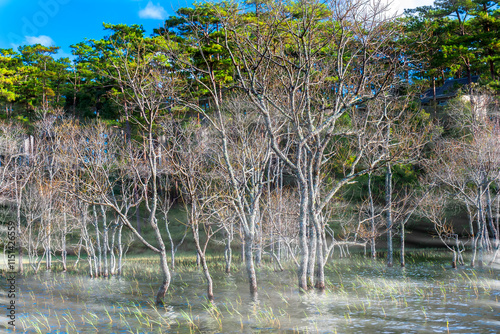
477,188,485,267
244,233,258,297
62,212,67,272
400,221,405,267
100,205,109,277
451,249,457,269
200,251,214,302
117,222,123,276
155,249,171,305
485,185,499,249
386,162,393,267
224,229,232,274
255,223,262,268
46,228,51,270
315,222,325,291
298,182,309,291
16,185,23,274
368,173,377,260
135,192,141,234
466,203,476,267
191,219,214,301
307,219,316,289
92,205,102,276
166,222,176,270
240,224,246,264
151,214,171,305
110,222,116,275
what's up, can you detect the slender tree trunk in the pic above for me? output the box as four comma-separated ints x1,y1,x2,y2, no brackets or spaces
92,205,102,276
110,222,117,275
100,205,109,277
117,222,123,276
151,217,172,304
477,187,485,267
400,221,405,267
386,162,393,267
135,186,141,234
83,228,94,278
368,173,377,260
465,202,476,267
306,219,317,289
156,248,171,305
496,189,500,250
240,224,246,264
46,229,51,270
16,181,23,274
452,249,457,269
195,232,214,301
200,251,214,301
298,181,309,291
166,222,176,270
224,227,232,274
62,212,67,272
244,233,258,297
190,210,214,301
255,222,262,268
485,185,499,249
315,222,325,290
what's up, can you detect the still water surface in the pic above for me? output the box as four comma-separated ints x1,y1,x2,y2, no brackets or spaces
3,256,500,333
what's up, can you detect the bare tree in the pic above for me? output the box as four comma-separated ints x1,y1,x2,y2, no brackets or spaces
78,33,182,304
420,190,465,268
165,120,221,301
0,122,32,273
203,0,409,290
157,173,187,271
428,90,500,266
161,0,407,292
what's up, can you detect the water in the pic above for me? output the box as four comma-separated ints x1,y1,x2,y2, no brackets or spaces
1,255,499,333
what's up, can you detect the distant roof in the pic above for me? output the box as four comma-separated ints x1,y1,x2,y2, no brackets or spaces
420,76,480,104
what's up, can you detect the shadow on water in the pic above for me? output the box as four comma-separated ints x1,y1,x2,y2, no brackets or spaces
2,254,500,333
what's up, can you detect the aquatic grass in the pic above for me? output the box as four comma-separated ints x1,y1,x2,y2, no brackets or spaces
179,309,199,330
203,302,223,329
12,250,500,333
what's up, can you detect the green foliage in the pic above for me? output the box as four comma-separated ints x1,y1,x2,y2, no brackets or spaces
345,163,424,204
405,0,500,91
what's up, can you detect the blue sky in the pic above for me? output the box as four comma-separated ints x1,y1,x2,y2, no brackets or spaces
0,0,434,60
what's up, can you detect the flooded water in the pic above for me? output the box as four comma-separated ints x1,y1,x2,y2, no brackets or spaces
1,255,499,333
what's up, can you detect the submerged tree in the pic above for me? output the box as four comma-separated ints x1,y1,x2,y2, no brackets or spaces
193,0,412,291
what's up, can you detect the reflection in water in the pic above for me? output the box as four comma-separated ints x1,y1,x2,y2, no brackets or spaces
3,256,500,333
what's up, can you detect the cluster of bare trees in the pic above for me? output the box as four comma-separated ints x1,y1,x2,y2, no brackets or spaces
422,89,500,268
0,115,131,277
1,0,499,305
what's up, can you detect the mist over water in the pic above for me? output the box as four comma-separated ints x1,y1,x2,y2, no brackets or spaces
6,255,500,333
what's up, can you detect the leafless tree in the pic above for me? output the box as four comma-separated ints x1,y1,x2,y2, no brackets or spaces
204,0,409,290
428,90,500,266
420,190,465,268
0,121,32,273
164,120,221,301
79,35,183,304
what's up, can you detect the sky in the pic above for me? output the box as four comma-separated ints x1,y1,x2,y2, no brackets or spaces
0,0,435,60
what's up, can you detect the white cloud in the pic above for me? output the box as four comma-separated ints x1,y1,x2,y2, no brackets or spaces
390,0,435,15
25,35,55,46
138,1,167,20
